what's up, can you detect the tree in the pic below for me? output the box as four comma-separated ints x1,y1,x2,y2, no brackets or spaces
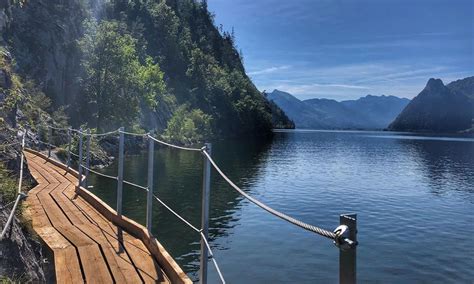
79,20,166,131
164,105,212,144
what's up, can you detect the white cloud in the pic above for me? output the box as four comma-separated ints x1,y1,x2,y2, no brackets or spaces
253,62,472,100
248,65,291,76
311,83,369,90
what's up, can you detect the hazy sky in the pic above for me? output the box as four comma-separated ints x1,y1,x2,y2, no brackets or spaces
207,0,473,101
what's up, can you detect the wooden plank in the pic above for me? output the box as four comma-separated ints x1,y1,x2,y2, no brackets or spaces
41,154,173,283
24,149,188,283
77,184,189,284
25,162,83,283
54,185,142,283
28,154,144,283
62,183,167,283
29,160,113,283
54,246,84,284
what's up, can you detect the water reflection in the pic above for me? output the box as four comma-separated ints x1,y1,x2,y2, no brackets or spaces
88,136,274,279
396,138,474,196
87,130,474,283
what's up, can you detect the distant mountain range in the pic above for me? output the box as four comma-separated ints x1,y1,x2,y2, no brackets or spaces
389,77,474,133
267,90,410,129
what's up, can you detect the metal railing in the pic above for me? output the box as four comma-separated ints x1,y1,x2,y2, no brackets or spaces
0,131,28,240
33,124,358,284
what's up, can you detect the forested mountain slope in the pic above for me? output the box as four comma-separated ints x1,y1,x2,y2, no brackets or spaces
1,0,293,142
340,95,410,129
388,77,474,132
268,89,409,129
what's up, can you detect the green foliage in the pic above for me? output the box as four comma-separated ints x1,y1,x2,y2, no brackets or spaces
51,106,69,129
268,100,295,129
139,57,167,109
0,53,55,129
79,20,167,131
65,126,110,166
6,0,293,141
0,273,29,283
105,0,291,138
0,163,18,204
164,106,212,144
21,81,53,128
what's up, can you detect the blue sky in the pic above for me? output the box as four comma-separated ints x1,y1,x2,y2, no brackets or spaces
207,0,473,100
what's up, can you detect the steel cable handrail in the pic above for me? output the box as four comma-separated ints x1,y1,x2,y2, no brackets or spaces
151,193,225,282
200,231,226,284
89,130,119,137
37,140,82,160
43,124,337,239
123,179,148,191
45,124,118,137
35,136,86,161
70,151,80,158
38,124,358,283
148,135,202,152
80,164,117,181
152,193,201,232
38,140,58,148
0,193,25,239
120,130,147,137
1,132,26,240
201,149,337,240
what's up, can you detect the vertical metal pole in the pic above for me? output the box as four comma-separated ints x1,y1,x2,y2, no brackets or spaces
66,128,72,170
146,134,154,232
17,131,25,194
77,129,84,189
340,213,357,284
116,127,125,216
85,129,91,188
47,126,52,158
199,143,212,284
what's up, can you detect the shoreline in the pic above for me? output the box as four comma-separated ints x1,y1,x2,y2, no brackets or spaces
273,128,474,138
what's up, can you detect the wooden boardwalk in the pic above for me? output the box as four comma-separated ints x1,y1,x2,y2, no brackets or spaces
23,150,189,283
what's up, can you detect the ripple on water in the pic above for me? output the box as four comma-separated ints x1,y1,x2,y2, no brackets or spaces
91,130,474,283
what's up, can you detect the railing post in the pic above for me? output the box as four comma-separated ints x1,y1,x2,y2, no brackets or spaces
84,129,91,188
17,131,25,194
200,143,212,284
116,127,125,216
146,134,154,232
77,128,83,189
47,126,52,158
339,213,357,284
66,128,72,170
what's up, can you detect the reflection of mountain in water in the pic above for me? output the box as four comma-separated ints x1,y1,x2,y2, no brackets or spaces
88,136,274,278
396,138,474,196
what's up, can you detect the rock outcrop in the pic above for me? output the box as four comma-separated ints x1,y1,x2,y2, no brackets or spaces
388,77,474,132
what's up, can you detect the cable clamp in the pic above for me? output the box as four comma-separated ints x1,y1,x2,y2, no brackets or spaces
333,225,356,250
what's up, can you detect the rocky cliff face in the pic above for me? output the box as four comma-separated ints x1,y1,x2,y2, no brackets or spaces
1,0,292,136
7,0,86,109
0,0,12,43
0,207,49,282
0,46,48,284
388,77,474,132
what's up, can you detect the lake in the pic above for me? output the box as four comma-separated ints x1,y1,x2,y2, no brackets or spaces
88,130,474,283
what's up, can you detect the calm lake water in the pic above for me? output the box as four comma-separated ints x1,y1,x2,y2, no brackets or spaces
88,130,474,283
